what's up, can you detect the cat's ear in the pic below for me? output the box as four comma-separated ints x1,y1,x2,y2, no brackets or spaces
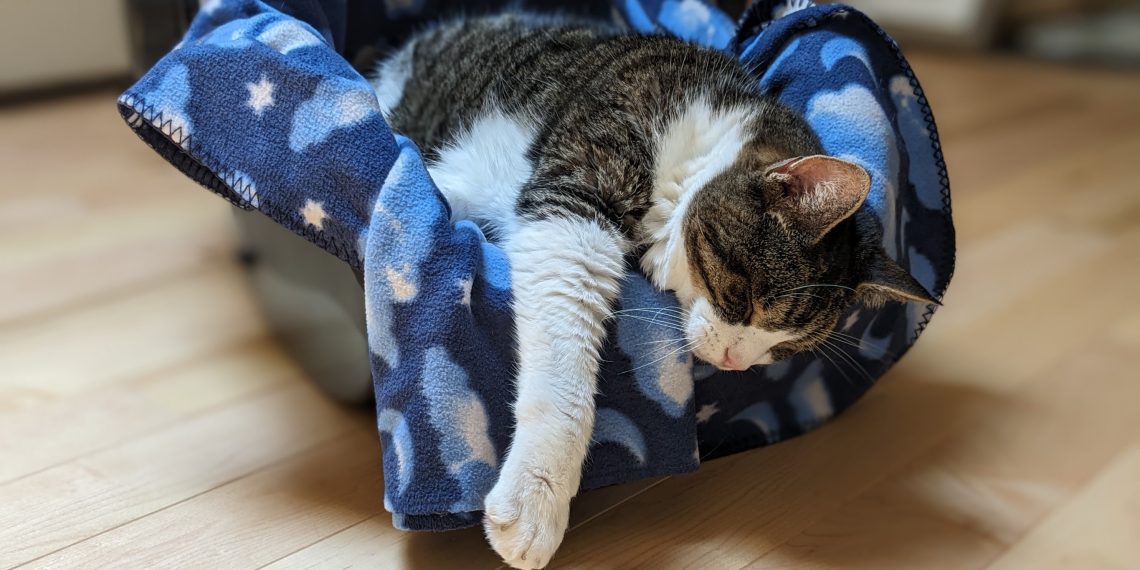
856,252,941,307
764,155,871,243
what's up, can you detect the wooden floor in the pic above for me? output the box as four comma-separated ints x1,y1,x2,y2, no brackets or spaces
3,51,1139,570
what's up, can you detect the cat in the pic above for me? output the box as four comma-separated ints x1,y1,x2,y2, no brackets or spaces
371,13,936,569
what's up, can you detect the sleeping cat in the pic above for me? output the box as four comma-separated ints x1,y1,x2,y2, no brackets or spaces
372,14,936,569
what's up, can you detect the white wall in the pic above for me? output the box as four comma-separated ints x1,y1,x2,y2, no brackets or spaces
841,0,1002,48
0,0,132,93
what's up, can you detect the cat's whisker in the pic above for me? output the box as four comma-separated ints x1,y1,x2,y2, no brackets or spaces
825,334,888,355
824,332,897,357
620,323,688,335
810,328,865,347
814,336,874,384
647,337,701,358
769,292,829,303
768,283,858,299
772,291,826,298
803,330,867,386
625,339,702,375
615,314,688,331
807,328,854,345
824,329,862,341
816,343,860,386
612,307,686,315
615,312,686,322
613,305,685,312
830,342,872,379
611,311,686,322
612,308,686,318
810,346,853,387
630,328,688,336
637,336,689,347
815,328,898,357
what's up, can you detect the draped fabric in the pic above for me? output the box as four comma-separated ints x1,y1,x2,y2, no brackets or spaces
118,0,954,531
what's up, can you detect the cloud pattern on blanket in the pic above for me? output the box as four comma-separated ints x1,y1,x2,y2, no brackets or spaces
117,0,954,532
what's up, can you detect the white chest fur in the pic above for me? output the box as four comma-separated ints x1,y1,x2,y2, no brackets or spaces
640,99,755,299
425,109,537,235
373,48,536,235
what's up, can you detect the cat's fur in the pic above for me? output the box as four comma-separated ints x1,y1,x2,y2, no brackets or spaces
372,14,936,568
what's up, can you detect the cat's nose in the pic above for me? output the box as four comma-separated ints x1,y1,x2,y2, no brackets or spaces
720,347,747,370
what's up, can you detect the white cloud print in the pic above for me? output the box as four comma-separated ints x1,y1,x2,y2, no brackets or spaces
289,79,379,152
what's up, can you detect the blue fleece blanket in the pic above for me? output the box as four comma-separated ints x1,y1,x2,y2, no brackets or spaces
119,0,954,531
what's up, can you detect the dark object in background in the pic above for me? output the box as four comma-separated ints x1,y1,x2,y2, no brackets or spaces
1012,4,1140,67
125,0,199,74
234,211,374,404
836,0,1139,66
125,0,377,404
717,0,753,18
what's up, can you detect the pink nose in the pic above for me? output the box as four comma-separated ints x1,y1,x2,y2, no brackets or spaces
721,348,742,370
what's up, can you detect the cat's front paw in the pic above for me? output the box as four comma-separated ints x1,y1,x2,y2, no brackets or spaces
483,467,571,569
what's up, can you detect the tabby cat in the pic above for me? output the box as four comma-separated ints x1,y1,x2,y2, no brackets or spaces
371,14,936,569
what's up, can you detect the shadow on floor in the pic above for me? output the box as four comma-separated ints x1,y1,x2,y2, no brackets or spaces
544,357,1001,568
271,348,1000,569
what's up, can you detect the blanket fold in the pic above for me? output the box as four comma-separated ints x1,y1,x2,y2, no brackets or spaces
118,0,954,531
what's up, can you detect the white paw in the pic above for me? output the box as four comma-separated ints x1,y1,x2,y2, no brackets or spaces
483,468,571,569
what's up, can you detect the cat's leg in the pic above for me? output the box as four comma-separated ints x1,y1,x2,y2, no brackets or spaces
484,215,626,569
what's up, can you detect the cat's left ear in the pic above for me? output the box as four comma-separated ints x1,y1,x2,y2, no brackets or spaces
857,252,941,307
764,155,871,243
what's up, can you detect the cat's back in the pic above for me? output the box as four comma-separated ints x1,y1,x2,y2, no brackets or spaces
369,16,617,231
369,14,777,235
373,14,620,154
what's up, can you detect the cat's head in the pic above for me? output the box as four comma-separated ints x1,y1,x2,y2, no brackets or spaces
648,154,938,371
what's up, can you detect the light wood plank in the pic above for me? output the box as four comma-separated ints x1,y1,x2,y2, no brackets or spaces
986,441,1140,570
0,194,234,324
21,428,385,570
0,89,234,324
0,339,299,483
950,130,1140,247
263,478,668,570
0,383,361,568
928,220,1109,334
748,338,1140,569
0,267,267,409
